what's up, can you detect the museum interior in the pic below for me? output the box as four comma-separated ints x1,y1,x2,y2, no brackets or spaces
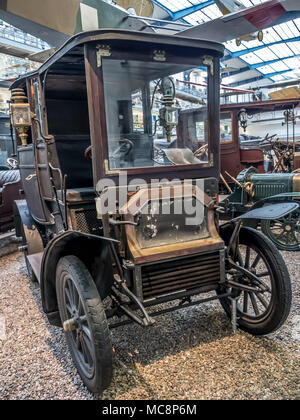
0,0,299,402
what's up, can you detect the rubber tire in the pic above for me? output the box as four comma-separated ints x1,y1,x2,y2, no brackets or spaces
56,255,113,394
218,227,292,336
261,211,300,251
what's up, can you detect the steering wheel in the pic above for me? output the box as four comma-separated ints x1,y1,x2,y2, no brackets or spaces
85,139,134,162
194,143,208,157
7,157,18,169
84,145,93,161
110,139,134,158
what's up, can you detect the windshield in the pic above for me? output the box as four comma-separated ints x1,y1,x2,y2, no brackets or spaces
102,59,209,170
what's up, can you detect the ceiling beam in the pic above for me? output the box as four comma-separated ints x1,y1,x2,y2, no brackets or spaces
151,0,175,17
260,69,293,79
226,36,300,58
229,69,293,88
248,54,300,69
229,75,264,88
151,1,215,21
171,1,215,21
222,66,253,78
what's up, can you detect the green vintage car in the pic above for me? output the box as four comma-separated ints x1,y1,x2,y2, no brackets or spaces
220,167,300,251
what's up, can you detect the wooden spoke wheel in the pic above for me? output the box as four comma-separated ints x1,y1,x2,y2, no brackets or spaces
218,227,291,335
261,208,300,251
56,256,113,394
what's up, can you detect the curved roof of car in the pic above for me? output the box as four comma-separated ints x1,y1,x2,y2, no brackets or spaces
11,29,224,89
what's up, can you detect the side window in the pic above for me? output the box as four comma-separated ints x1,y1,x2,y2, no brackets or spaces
220,112,233,143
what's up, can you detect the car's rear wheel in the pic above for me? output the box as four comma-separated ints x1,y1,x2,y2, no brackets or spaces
56,255,113,394
218,227,292,335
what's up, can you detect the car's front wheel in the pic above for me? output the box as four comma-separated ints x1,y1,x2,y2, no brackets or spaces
218,227,292,335
56,255,113,394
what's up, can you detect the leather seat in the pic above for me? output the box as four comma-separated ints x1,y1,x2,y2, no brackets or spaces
0,170,20,188
58,187,96,203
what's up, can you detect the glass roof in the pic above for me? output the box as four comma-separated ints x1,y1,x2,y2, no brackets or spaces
153,0,300,83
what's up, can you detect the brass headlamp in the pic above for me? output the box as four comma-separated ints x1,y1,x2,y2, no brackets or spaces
10,88,32,146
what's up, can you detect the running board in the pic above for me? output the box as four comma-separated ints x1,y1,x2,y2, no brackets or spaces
27,252,43,283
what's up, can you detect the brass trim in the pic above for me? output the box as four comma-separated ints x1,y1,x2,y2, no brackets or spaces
96,44,111,67
25,174,37,181
293,174,300,192
153,50,166,62
104,159,120,175
201,153,214,168
203,56,214,76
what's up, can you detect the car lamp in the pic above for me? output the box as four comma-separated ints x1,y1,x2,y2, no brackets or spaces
10,88,32,147
159,98,179,142
159,77,179,143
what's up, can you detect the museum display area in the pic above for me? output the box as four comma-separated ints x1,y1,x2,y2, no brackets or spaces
0,0,299,403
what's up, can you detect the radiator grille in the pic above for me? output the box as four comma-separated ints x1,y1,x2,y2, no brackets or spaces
141,252,221,299
255,183,286,200
71,208,102,234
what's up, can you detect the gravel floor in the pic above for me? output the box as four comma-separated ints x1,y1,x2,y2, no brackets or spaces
0,250,299,400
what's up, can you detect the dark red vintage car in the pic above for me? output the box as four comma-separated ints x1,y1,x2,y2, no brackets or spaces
177,98,300,183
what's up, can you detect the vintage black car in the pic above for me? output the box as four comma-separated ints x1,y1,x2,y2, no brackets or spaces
10,30,296,394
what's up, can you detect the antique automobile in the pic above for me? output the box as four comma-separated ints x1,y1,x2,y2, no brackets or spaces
219,166,300,251
11,30,296,394
0,112,21,232
219,98,300,178
178,98,300,185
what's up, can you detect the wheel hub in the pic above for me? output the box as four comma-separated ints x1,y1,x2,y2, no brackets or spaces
63,315,86,332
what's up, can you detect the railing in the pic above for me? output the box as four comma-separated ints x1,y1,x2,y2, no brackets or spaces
0,21,48,50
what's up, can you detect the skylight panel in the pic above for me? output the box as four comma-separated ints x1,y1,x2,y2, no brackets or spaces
285,21,300,38
270,61,289,72
238,0,253,7
262,28,281,44
156,0,192,12
241,39,262,49
268,43,293,58
224,40,246,53
251,0,271,4
281,70,300,79
254,47,278,61
273,22,297,40
286,42,300,55
184,10,211,25
258,65,277,74
242,53,263,65
201,4,223,20
282,57,300,69
294,18,300,32
270,74,286,82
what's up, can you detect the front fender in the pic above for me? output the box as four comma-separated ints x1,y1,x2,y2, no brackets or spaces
40,231,117,327
252,192,300,209
13,199,44,253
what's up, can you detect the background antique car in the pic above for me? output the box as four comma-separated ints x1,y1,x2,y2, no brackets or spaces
177,98,300,184
11,30,296,394
177,102,300,251
219,166,300,251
